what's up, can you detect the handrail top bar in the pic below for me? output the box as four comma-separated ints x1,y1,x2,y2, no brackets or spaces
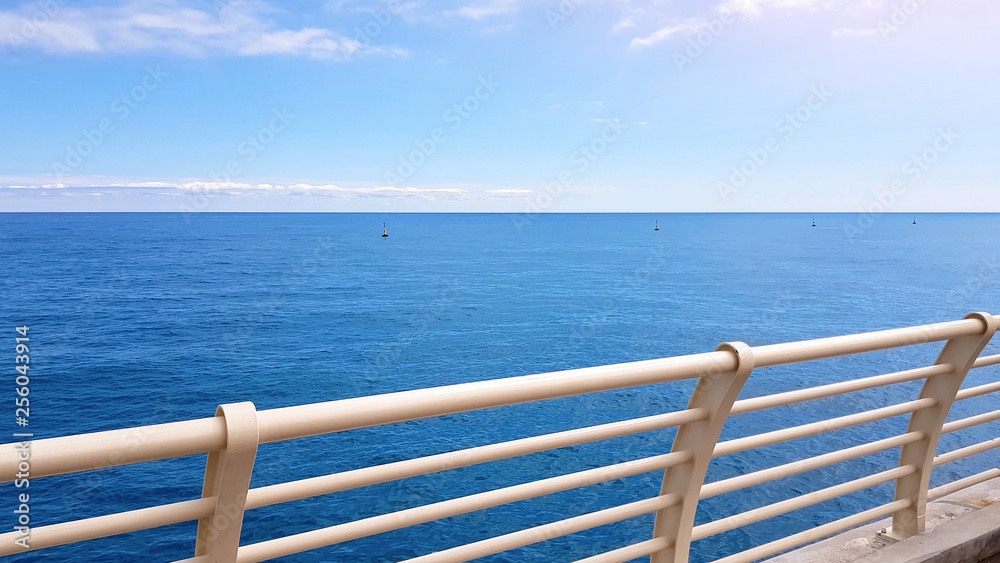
0,350,733,481
1,313,996,482
752,317,991,368
256,314,995,444
254,350,735,444
0,417,226,484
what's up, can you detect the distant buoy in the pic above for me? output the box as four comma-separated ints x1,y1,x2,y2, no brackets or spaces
812,218,816,227
913,217,917,225
654,220,659,231
382,223,388,238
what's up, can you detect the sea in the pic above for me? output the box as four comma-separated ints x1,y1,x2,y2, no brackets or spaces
0,212,998,562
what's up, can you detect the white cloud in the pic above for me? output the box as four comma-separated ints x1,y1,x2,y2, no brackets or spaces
717,0,820,17
0,179,578,203
445,0,519,20
4,182,68,189
2,179,471,199
628,18,708,50
623,0,882,49
484,188,533,198
140,181,468,197
115,181,177,188
0,0,407,59
716,0,883,17
611,16,637,34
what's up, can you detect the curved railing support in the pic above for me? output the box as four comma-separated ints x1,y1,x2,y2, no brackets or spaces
650,342,755,563
195,402,259,561
889,312,997,539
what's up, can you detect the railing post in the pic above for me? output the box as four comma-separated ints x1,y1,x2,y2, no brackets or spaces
650,342,754,563
889,312,997,539
195,402,259,562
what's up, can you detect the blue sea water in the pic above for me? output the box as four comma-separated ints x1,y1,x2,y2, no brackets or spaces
0,212,998,562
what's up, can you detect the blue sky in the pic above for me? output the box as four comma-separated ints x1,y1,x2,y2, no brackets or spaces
1,0,998,212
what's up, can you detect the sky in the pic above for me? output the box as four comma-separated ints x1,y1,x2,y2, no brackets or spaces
0,0,998,212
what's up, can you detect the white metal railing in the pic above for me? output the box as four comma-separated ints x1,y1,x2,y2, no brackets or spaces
2,312,999,562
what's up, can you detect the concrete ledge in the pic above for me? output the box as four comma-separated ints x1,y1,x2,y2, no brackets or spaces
766,476,1000,563
857,502,1000,563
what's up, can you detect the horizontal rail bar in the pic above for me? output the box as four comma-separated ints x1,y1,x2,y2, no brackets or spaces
928,468,1000,501
955,380,1000,402
254,352,733,444
0,418,226,483
701,432,924,499
711,499,913,563
235,451,694,562
5,317,993,484
973,353,1000,369
751,318,986,368
692,465,916,541
942,409,1000,435
575,537,672,563
246,408,706,510
0,497,215,556
714,398,936,457
0,314,995,562
402,495,680,563
933,438,1000,467
730,364,949,416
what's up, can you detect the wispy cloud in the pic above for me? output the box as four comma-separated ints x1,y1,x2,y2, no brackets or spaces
0,0,407,59
611,16,637,34
717,0,822,17
324,0,426,23
624,0,882,49
484,188,532,198
445,0,519,20
0,178,503,200
629,18,707,50
717,0,884,17
6,183,69,189
117,181,467,198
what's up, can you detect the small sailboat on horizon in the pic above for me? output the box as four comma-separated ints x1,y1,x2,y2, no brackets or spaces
812,217,816,227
